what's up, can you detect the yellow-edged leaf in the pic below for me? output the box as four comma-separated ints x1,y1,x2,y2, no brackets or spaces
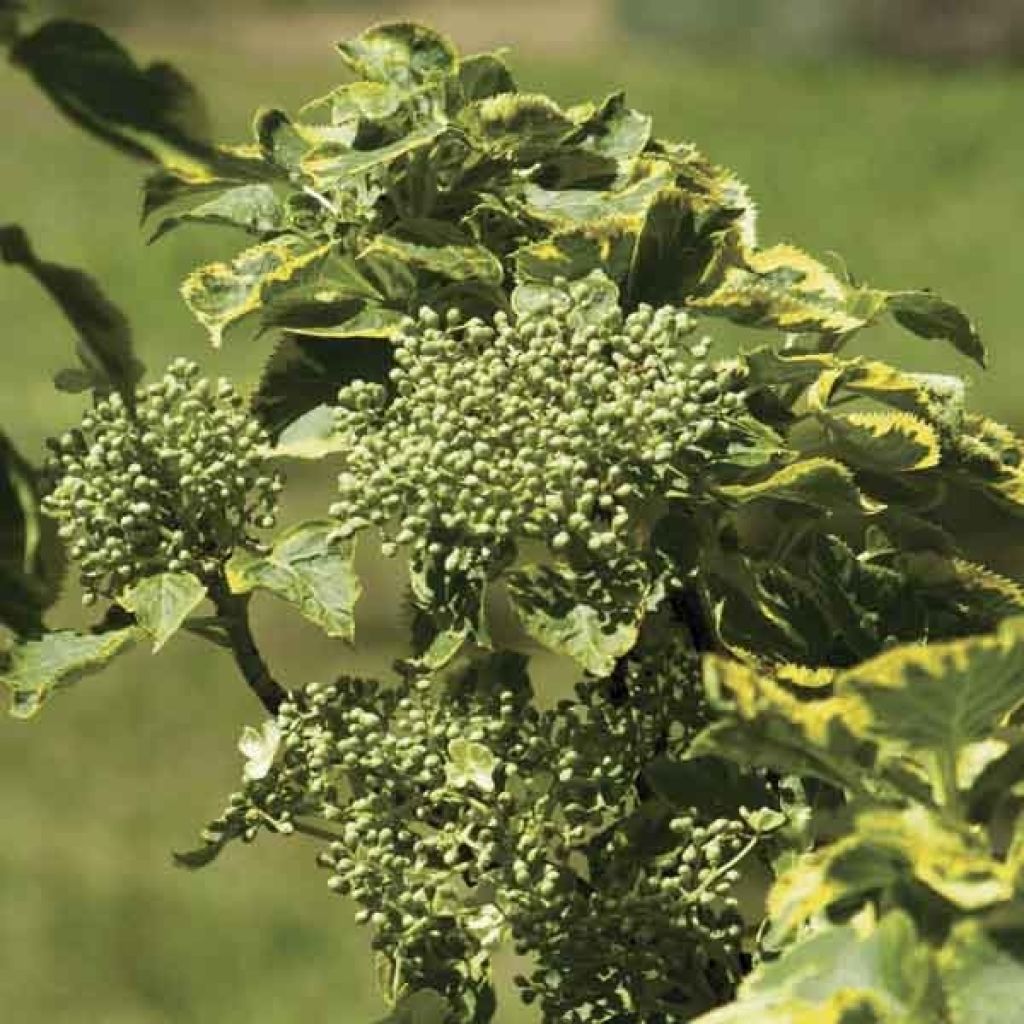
819,410,941,472
717,457,877,514
181,237,332,347
836,616,1024,761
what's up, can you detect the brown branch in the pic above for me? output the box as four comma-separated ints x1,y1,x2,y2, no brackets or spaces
209,578,287,715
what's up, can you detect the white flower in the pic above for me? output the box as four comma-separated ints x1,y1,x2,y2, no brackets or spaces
239,720,281,782
465,903,507,950
445,737,497,793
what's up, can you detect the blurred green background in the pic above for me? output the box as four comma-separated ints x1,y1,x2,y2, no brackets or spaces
3,1,1024,1021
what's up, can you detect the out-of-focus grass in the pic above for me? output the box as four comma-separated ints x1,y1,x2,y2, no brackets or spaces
2,18,1024,1023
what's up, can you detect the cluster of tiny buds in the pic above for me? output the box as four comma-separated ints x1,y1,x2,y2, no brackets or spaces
191,636,761,1021
511,807,749,1021
42,358,283,602
328,272,746,573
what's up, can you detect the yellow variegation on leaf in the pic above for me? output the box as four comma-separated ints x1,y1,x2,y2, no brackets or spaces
690,243,867,336
182,237,334,347
769,805,1012,938
716,457,879,515
817,410,942,472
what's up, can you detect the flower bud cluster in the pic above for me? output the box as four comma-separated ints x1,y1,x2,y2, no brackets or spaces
190,627,765,1021
512,809,748,1021
329,273,745,574
42,359,282,602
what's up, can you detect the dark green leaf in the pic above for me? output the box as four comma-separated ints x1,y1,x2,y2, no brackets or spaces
629,186,713,304
0,432,64,635
272,304,407,340
252,334,393,438
643,755,774,819
887,290,986,368
11,20,217,173
1,225,143,400
253,107,309,171
172,830,235,870
457,52,516,101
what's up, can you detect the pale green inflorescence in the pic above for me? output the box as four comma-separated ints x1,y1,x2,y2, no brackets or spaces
42,359,282,602
328,272,745,574
191,623,768,1022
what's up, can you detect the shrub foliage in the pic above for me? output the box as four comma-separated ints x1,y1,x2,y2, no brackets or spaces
4,10,1024,1023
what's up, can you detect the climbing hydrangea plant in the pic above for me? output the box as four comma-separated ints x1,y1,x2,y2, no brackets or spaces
5,9,1024,1023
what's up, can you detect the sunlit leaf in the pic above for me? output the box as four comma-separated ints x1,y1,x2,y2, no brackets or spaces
1,626,140,718
565,91,652,161
226,520,361,640
769,805,1011,936
460,92,573,156
690,244,866,336
692,657,867,792
837,616,1024,764
939,917,1024,1024
337,22,457,87
360,234,503,286
119,571,207,652
691,989,897,1024
515,217,638,286
716,458,875,514
149,183,284,242
181,236,332,347
302,121,447,187
521,164,672,226
738,911,939,1019
506,563,659,676
817,410,941,472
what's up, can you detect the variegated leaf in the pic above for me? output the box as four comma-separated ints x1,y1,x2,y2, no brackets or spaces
181,236,332,346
